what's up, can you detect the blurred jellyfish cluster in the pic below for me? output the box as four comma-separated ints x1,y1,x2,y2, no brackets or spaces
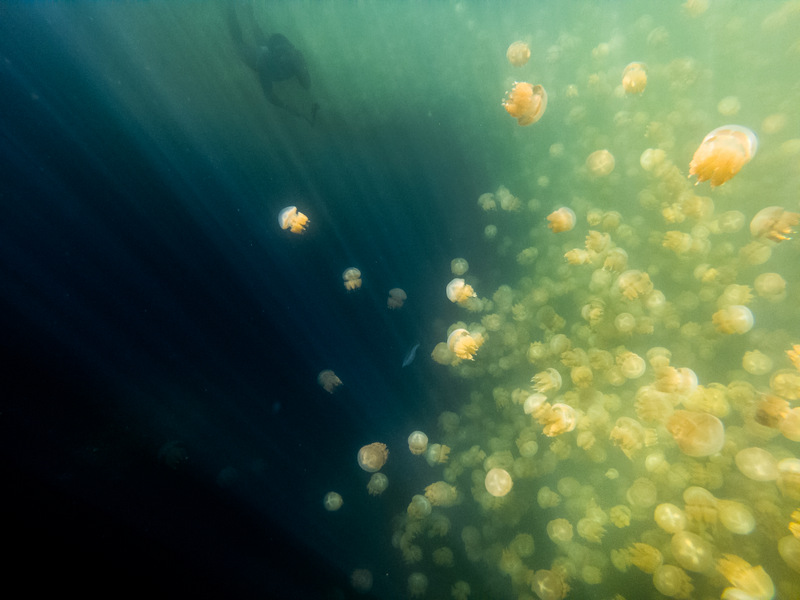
311,4,800,598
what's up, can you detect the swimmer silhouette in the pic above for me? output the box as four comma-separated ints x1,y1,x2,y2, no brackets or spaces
227,3,319,125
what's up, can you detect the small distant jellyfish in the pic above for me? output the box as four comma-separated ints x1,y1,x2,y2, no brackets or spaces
317,369,343,394
277,206,309,234
717,96,741,116
358,442,388,472
506,41,531,66
387,288,407,309
502,82,548,126
750,206,800,242
407,572,428,598
350,568,373,593
451,258,469,276
688,125,758,188
367,472,388,496
587,149,616,176
547,207,577,232
622,62,647,94
446,278,476,305
323,491,343,511
477,193,496,211
343,268,362,291
485,467,513,497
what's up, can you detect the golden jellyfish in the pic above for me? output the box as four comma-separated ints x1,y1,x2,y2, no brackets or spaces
317,369,343,394
506,41,531,66
502,81,548,126
742,350,773,375
529,569,567,600
408,430,429,455
323,491,343,511
749,205,800,242
546,518,573,544
277,205,309,234
357,442,388,473
712,305,754,334
778,535,800,573
622,62,647,94
718,500,756,535
387,288,407,309
547,207,577,233
586,149,615,177
717,554,774,600
446,278,476,304
450,258,469,276
447,328,484,361
667,410,725,457
735,447,779,481
753,272,786,302
688,125,757,188
541,403,577,437
342,267,362,291
407,494,433,520
655,503,687,534
485,467,513,497
424,481,458,507
653,565,694,599
425,443,450,466
366,472,388,496
671,531,715,573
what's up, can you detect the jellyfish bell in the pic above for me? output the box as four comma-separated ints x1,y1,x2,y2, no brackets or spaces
506,41,531,66
735,447,779,481
367,472,388,496
358,442,388,472
502,81,548,126
688,125,758,188
749,205,800,242
408,431,429,455
485,467,513,497
387,288,407,309
667,410,725,457
622,62,647,94
447,328,484,360
343,268,362,291
451,258,469,276
278,205,309,234
671,531,715,573
446,278,476,304
547,207,577,232
317,369,343,394
586,150,615,177
323,491,343,511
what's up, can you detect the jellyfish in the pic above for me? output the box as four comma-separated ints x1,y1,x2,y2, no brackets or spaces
655,503,687,534
502,81,548,126
387,287,407,309
447,328,484,360
622,62,647,94
407,572,428,598
425,443,450,466
712,305,754,334
347,468,378,497
688,125,757,188
358,442,388,472
350,569,373,593
317,369,342,394
451,258,469,276
667,410,725,457
485,467,513,497
749,205,800,242
506,41,531,66
407,431,429,455
716,554,774,600
339,268,363,292
446,278,476,305
671,531,715,573
547,207,577,233
407,494,432,520
735,447,779,481
652,565,694,599
323,491,343,511
278,206,309,233
424,481,458,507
586,150,615,177
529,569,567,600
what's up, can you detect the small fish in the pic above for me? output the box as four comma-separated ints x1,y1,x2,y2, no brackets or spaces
402,342,421,368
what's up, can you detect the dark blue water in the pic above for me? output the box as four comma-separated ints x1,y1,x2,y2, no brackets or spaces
0,3,492,598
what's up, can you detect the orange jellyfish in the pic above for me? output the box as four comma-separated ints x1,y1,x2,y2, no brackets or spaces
622,62,647,94
667,410,725,457
357,442,388,473
342,268,362,291
547,207,577,232
502,82,548,126
277,206,309,234
749,206,800,242
447,328,484,361
387,288,407,309
445,278,476,305
586,149,615,177
506,41,531,66
688,125,758,188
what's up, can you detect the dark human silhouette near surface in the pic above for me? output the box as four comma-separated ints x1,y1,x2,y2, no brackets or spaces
227,3,319,125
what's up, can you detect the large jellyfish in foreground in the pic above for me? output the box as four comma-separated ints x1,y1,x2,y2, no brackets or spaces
688,125,757,187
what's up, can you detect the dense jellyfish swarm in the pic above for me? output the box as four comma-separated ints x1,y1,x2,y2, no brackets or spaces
356,9,800,600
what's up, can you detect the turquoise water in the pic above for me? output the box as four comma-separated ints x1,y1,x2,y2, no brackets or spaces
2,1,799,598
